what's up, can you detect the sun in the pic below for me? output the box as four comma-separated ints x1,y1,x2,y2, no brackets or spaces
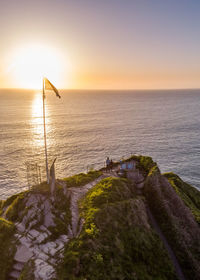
8,44,65,89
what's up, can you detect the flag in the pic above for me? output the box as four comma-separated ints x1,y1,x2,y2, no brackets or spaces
44,78,61,98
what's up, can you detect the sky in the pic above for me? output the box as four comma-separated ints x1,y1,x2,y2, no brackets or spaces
0,0,200,89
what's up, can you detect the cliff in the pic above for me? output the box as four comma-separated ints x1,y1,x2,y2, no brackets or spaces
0,157,199,280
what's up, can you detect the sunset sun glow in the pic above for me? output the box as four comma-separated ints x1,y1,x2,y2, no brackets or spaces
8,44,64,89
0,1,200,90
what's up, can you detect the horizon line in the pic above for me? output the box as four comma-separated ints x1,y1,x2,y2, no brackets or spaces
0,87,200,91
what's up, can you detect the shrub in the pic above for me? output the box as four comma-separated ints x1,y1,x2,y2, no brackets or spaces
63,170,102,188
138,156,157,173
5,193,26,222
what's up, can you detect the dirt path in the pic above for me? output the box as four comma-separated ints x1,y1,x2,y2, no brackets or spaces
146,206,186,280
69,172,119,237
69,175,105,237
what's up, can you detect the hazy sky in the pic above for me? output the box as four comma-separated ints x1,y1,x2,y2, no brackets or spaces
0,0,200,89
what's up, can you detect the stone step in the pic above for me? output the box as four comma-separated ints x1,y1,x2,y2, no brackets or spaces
14,244,33,262
9,270,21,279
13,261,24,271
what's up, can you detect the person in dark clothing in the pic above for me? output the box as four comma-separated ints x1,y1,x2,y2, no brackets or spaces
106,157,110,172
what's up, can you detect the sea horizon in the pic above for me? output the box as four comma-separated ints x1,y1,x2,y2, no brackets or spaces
1,87,200,91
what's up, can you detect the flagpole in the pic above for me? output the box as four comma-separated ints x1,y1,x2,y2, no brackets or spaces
42,78,49,184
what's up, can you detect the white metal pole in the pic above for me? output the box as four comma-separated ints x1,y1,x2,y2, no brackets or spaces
43,78,49,184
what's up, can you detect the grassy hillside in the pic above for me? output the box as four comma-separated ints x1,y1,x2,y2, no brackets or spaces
58,177,177,280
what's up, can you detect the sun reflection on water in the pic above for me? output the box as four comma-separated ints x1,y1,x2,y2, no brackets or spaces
31,92,50,147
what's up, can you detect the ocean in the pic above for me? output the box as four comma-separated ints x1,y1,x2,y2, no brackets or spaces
0,89,200,199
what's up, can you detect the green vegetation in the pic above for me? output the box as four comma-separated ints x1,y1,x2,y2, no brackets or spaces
30,181,50,194
0,218,16,280
5,192,26,222
164,172,200,224
122,155,158,175
80,177,133,209
3,193,19,209
0,200,4,209
58,177,177,280
1,192,28,218
63,170,102,188
1,154,200,280
18,260,35,280
138,156,157,173
0,200,4,215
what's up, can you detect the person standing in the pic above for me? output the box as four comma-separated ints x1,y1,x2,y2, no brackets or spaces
106,157,110,172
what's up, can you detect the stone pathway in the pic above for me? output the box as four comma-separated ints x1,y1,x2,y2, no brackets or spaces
8,194,69,280
8,260,24,280
7,175,110,280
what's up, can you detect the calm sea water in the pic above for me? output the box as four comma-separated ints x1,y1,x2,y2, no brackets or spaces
0,89,200,199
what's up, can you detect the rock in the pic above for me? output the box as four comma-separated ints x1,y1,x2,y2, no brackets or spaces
49,247,57,256
14,233,21,240
28,219,38,229
39,244,49,255
55,242,64,251
34,259,55,280
13,262,24,271
37,232,48,243
29,229,40,239
59,235,68,243
9,270,21,279
26,195,41,207
16,222,25,233
14,245,33,262
40,225,47,231
2,172,109,279
34,252,49,262
19,236,31,248
43,200,55,227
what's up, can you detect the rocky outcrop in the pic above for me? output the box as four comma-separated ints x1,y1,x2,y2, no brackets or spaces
1,172,106,280
7,190,70,280
0,157,200,280
143,163,200,280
